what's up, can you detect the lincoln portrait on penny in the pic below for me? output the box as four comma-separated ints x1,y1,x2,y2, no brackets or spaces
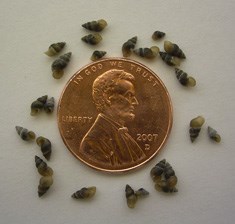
80,69,146,166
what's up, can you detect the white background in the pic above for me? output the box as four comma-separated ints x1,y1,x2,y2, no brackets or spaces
1,1,235,223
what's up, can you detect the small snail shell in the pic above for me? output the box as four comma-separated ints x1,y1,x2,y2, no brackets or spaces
71,186,96,199
152,31,165,40
208,126,221,143
44,97,55,113
35,156,53,176
30,101,44,116
81,34,102,45
44,42,66,57
150,165,164,181
15,126,36,141
133,46,159,59
122,36,137,57
189,116,205,142
175,68,196,87
51,52,72,79
36,137,52,160
156,159,167,168
135,188,149,198
164,40,186,59
125,184,137,208
90,50,106,61
82,19,107,32
38,176,53,197
159,51,180,66
36,95,48,105
30,95,48,116
164,162,175,179
151,159,178,193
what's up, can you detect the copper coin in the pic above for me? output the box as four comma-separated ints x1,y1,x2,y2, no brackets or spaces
57,58,173,173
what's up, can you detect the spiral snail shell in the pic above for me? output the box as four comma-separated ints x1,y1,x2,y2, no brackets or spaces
81,34,102,45
175,68,196,87
44,97,55,114
208,126,221,143
44,42,66,57
152,31,165,40
125,184,137,208
125,184,149,208
150,159,178,193
30,95,48,116
51,52,72,79
35,155,53,176
15,126,36,141
71,186,96,199
159,51,181,66
122,36,137,57
133,46,159,59
36,137,52,160
189,116,205,142
82,19,107,32
38,176,53,197
164,40,186,59
90,50,106,61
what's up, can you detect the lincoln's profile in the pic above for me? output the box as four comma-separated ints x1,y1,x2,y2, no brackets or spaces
80,69,146,166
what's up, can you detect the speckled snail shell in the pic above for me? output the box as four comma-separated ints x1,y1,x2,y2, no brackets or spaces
208,126,221,143
152,31,165,40
71,186,96,199
91,50,106,61
133,46,159,59
82,19,107,32
38,176,53,197
15,126,36,141
164,40,186,59
159,51,181,66
189,116,205,142
44,42,66,57
122,36,137,57
30,95,48,116
175,68,196,87
81,34,102,45
35,155,53,176
125,184,138,208
36,137,52,160
44,97,55,113
51,52,72,79
150,159,178,193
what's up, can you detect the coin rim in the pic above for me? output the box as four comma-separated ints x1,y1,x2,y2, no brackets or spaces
57,57,173,173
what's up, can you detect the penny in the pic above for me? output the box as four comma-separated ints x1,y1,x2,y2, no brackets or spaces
57,58,173,173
